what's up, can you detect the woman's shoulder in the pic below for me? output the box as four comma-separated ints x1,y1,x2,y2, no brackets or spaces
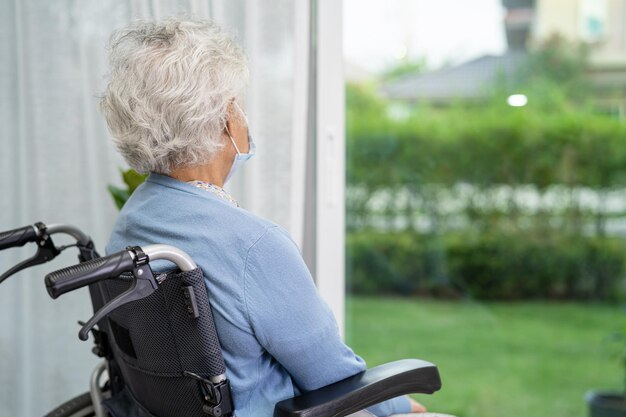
117,175,298,252
229,211,297,254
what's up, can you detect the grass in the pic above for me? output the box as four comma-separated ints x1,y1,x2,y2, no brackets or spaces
346,297,624,417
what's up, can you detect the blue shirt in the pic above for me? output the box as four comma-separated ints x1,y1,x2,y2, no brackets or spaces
106,173,411,417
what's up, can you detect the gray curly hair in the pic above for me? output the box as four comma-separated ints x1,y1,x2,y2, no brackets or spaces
100,17,249,174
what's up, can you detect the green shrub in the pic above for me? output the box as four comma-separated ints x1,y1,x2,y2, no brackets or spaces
346,104,626,235
348,107,626,191
347,232,439,295
446,232,626,300
347,230,626,300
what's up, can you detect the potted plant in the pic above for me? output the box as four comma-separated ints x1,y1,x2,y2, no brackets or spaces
586,330,626,417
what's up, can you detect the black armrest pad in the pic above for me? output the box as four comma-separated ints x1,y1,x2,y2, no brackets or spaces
273,359,441,417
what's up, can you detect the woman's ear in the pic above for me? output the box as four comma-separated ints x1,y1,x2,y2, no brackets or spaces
224,101,249,152
224,101,241,137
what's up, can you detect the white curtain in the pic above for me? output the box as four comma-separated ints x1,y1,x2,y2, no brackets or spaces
0,1,308,415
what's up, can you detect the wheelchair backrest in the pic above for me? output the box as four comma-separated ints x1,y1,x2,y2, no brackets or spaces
96,267,230,417
45,245,233,417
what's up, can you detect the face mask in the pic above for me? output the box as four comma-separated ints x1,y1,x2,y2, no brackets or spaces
225,103,255,184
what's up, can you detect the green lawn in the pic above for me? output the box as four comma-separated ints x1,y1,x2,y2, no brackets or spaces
346,297,624,417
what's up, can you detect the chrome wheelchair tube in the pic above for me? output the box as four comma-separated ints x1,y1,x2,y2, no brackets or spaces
143,244,197,271
46,223,92,246
89,361,108,417
210,374,227,384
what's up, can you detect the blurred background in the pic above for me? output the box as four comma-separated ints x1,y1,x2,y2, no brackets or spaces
1,0,625,416
344,1,626,417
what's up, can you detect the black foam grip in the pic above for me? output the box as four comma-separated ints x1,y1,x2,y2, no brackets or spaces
0,225,38,250
45,250,135,299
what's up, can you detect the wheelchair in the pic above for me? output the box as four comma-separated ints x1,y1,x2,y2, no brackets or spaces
1,222,442,417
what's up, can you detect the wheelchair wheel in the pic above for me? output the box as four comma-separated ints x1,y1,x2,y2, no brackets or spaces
44,392,95,417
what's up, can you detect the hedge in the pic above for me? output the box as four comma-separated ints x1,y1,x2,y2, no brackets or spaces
347,230,626,300
346,105,626,235
347,103,626,191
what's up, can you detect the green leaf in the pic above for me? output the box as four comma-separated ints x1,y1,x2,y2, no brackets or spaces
108,184,131,210
107,168,148,210
121,169,148,193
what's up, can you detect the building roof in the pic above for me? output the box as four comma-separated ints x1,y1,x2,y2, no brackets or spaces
381,52,528,103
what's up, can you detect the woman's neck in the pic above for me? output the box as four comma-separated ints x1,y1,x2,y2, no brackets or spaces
169,162,228,187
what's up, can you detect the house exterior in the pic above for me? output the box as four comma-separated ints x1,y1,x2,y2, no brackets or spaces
383,0,626,115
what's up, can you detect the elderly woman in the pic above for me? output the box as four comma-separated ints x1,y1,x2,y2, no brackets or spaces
101,18,425,417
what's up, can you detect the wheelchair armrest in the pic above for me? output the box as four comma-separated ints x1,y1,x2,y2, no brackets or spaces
273,359,441,417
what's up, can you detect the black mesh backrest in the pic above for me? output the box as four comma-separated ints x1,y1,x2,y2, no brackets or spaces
96,268,226,417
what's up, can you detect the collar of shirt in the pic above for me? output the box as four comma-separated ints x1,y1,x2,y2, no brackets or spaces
187,180,239,207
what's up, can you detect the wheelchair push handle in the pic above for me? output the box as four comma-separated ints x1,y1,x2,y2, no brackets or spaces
0,224,39,250
45,244,197,341
0,222,98,285
45,245,198,299
45,250,135,299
